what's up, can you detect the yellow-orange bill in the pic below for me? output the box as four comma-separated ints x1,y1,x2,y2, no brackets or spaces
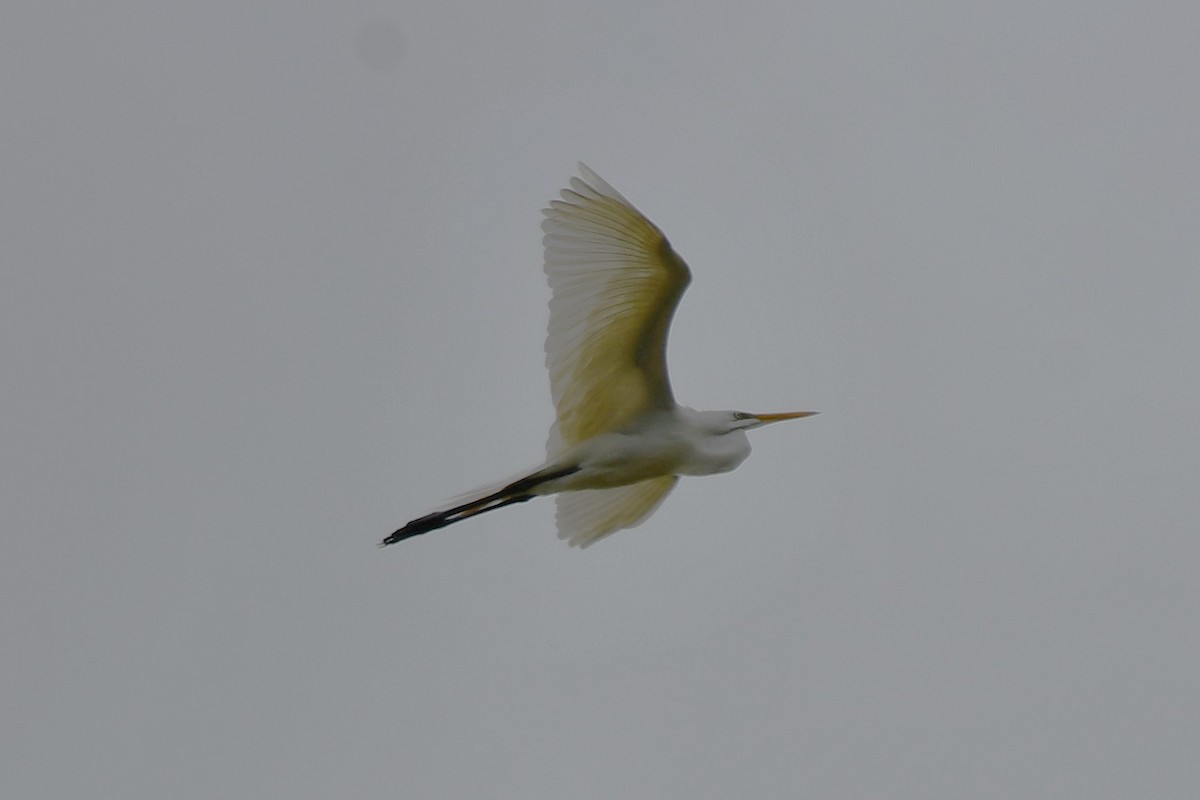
754,411,819,423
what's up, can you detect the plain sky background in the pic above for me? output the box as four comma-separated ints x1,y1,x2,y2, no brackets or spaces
5,2,1199,798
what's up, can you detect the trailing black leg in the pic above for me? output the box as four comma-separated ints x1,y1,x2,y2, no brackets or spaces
381,493,533,545
380,464,581,547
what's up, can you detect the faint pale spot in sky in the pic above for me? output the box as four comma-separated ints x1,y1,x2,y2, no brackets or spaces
355,18,405,73
1038,338,1094,388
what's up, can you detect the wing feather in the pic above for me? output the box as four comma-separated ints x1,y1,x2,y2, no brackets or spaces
556,477,679,548
543,164,692,454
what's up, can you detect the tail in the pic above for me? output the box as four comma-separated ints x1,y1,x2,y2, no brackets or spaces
380,464,580,547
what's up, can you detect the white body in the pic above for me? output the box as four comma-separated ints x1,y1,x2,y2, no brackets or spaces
538,408,754,495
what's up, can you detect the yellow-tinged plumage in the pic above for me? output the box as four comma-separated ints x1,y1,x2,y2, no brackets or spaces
542,164,692,452
555,475,679,548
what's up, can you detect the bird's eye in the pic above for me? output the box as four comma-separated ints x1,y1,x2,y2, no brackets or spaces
733,412,751,420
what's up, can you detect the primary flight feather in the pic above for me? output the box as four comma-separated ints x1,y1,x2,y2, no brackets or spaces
384,164,816,548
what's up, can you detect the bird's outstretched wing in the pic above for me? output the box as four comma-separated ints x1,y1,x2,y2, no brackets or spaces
555,476,679,548
542,164,692,453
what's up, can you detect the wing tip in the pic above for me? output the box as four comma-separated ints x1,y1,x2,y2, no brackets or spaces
553,477,679,549
573,162,631,206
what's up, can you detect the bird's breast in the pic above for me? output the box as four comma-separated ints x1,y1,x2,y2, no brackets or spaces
678,429,752,476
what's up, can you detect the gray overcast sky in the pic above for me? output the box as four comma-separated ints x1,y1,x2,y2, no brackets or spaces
5,2,1199,798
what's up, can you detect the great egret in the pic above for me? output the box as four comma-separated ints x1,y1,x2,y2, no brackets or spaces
384,164,816,548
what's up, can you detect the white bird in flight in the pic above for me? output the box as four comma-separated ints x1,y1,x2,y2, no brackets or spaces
384,164,816,548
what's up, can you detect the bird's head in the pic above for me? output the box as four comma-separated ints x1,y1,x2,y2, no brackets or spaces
702,409,819,434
